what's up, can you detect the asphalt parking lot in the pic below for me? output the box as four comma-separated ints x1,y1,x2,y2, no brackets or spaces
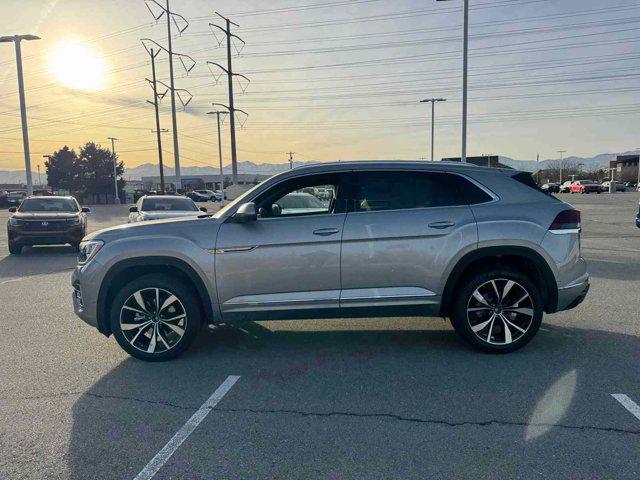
1,194,639,480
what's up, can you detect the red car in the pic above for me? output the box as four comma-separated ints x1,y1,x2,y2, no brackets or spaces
570,180,601,194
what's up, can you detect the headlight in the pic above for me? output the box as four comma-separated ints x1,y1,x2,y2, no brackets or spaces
78,240,104,265
9,217,20,227
67,216,82,225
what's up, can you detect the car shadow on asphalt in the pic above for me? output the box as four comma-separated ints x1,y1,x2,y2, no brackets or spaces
585,258,640,281
0,246,76,279
65,323,640,479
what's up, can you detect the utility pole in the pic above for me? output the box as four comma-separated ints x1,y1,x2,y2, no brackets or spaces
209,12,250,185
37,164,41,186
557,150,566,184
436,0,468,162
144,46,167,195
287,152,295,169
143,1,194,192
0,34,40,196
42,154,50,188
107,137,120,204
207,111,228,203
420,98,446,161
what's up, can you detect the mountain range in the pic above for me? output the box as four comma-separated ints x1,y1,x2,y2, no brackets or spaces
1,150,638,184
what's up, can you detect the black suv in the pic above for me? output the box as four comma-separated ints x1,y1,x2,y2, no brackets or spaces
7,196,90,254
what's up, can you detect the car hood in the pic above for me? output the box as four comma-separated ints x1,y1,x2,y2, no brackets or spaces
139,211,203,220
12,212,79,219
85,214,222,245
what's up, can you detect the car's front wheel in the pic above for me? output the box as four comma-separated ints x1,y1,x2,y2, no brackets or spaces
8,241,22,254
451,268,543,353
110,274,202,361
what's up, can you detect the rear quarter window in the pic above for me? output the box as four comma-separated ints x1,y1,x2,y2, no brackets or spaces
510,171,561,201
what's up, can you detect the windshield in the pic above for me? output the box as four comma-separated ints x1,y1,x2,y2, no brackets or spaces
18,197,79,212
141,197,198,212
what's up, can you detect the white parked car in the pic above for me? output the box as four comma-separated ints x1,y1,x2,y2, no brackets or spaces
193,190,222,201
601,181,626,192
128,195,206,223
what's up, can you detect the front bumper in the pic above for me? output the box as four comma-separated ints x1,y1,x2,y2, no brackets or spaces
556,274,590,312
9,225,84,245
71,262,101,329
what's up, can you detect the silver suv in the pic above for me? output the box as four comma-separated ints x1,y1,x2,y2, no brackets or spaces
72,161,589,361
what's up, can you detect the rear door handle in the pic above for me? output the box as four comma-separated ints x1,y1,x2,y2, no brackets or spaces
428,221,455,229
313,228,340,236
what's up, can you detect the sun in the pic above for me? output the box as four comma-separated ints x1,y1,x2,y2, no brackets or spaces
47,39,108,91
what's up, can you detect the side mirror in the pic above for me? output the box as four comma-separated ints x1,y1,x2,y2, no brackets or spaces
129,206,138,213
8,207,16,213
200,207,207,212
232,202,257,223
81,207,91,213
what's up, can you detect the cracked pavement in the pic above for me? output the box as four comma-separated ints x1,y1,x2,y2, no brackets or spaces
1,196,639,479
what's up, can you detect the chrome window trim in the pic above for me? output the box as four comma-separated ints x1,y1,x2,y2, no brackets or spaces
549,228,581,235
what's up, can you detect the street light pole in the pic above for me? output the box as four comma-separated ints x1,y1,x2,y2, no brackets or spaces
0,34,40,196
557,150,566,184
420,98,446,161
107,137,120,204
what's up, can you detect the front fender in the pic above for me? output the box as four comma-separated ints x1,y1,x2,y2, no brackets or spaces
95,235,219,334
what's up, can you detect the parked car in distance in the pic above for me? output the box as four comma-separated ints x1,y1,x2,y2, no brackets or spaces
559,181,574,193
7,196,89,254
569,180,601,194
268,191,332,216
185,191,210,202
601,180,626,192
72,161,589,361
128,195,206,223
192,189,222,201
541,182,560,193
636,200,640,228
6,190,27,206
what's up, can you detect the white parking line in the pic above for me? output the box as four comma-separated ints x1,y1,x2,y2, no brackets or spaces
611,394,640,421
134,375,240,480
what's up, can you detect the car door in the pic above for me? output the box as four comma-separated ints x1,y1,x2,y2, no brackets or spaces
215,172,347,321
339,170,478,314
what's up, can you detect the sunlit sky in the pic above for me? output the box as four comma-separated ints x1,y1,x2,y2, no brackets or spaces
0,0,638,173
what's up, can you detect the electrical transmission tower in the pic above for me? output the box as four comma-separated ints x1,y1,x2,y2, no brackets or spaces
143,0,195,191
143,45,168,194
208,11,250,185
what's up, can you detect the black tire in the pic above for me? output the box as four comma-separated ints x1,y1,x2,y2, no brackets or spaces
71,242,81,252
8,242,22,255
450,268,544,353
110,274,202,361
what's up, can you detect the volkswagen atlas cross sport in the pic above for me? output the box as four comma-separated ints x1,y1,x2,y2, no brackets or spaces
8,196,90,254
72,161,589,361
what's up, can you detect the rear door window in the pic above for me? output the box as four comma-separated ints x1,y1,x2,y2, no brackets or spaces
350,171,477,212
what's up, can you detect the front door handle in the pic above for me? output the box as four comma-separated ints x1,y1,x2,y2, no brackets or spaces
313,228,340,236
428,221,455,229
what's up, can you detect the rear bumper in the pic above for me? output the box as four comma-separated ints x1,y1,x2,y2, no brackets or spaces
556,274,590,312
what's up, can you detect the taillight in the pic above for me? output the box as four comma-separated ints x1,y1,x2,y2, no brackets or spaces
550,209,581,231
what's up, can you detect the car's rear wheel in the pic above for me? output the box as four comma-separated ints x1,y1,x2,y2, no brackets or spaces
8,242,22,254
451,268,543,353
110,274,202,361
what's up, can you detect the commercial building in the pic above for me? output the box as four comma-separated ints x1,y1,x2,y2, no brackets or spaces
139,173,272,192
607,155,639,182
441,155,511,168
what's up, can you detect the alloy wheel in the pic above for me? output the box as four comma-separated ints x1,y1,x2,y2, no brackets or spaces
119,287,187,354
466,278,534,345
